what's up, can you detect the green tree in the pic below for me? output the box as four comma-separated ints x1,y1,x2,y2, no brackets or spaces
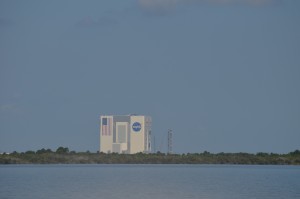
25,150,35,154
289,150,300,156
36,148,47,154
46,149,53,153
56,147,69,154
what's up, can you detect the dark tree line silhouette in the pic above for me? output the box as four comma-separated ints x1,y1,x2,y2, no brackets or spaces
1,148,299,165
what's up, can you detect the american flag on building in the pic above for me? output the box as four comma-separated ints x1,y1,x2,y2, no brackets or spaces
102,117,112,136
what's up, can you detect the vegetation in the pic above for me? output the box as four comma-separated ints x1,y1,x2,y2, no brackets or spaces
1,148,300,165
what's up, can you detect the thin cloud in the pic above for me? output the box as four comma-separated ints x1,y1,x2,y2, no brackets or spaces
0,104,19,113
75,16,118,28
0,18,13,27
138,0,178,15
198,0,279,6
138,0,178,10
138,0,282,14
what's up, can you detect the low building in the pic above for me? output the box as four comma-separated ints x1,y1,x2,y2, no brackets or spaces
100,115,152,154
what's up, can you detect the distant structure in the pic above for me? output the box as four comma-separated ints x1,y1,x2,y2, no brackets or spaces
100,115,152,154
153,135,156,153
167,129,173,154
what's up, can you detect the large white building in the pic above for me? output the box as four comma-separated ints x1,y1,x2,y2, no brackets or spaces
100,115,152,154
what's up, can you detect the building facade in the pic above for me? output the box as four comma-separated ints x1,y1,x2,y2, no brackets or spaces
100,115,152,154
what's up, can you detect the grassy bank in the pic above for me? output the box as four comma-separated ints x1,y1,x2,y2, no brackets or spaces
1,148,300,165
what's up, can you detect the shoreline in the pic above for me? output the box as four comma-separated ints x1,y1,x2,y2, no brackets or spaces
1,151,300,165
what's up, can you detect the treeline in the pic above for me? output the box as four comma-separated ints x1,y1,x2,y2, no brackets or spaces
0,148,300,165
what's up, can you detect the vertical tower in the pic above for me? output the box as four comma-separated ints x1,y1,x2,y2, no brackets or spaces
153,135,156,153
167,129,173,154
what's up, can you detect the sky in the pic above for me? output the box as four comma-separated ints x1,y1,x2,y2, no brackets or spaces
0,0,299,154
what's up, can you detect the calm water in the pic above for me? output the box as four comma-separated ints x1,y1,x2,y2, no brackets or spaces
0,164,299,199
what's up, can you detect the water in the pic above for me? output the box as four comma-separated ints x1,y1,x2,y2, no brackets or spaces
0,164,299,199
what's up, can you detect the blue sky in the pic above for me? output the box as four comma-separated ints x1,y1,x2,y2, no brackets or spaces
0,0,299,153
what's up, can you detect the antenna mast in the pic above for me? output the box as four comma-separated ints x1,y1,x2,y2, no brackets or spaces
167,129,173,154
153,135,156,153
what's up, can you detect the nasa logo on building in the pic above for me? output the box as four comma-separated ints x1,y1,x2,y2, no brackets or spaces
132,122,142,132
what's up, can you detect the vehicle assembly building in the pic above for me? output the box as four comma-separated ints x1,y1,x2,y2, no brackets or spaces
100,115,152,154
